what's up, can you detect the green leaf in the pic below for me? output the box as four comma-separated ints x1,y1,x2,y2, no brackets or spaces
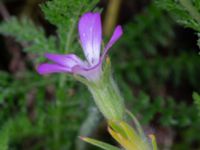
115,3,174,58
156,0,200,49
0,121,12,150
81,137,121,150
0,17,56,55
149,135,158,150
193,92,200,117
40,0,99,52
156,0,200,31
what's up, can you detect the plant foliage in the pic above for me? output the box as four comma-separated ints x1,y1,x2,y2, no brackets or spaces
112,2,200,149
0,0,99,149
156,0,200,47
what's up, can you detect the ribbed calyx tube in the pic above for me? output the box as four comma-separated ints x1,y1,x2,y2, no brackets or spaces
88,75,125,120
86,61,125,120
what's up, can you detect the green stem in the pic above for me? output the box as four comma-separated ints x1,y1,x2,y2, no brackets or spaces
53,102,61,149
76,107,102,150
59,17,77,89
54,13,79,150
65,18,77,52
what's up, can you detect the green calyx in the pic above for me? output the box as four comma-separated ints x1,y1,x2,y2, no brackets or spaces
75,58,125,120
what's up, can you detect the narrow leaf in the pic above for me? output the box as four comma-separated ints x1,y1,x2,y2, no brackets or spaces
149,134,158,150
81,137,121,150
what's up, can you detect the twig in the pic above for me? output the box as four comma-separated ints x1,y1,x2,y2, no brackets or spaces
103,0,122,36
0,2,10,20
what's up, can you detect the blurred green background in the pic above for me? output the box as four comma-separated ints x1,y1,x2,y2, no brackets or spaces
0,0,200,149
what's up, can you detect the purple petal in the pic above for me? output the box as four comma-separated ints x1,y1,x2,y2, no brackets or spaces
78,12,102,65
37,63,71,75
101,25,123,60
72,62,102,81
45,53,84,68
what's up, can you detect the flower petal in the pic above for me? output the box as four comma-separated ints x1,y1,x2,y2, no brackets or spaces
37,63,71,75
79,12,102,65
45,53,84,68
102,25,123,60
72,61,102,81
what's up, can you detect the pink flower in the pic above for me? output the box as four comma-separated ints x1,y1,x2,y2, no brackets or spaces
37,12,123,81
